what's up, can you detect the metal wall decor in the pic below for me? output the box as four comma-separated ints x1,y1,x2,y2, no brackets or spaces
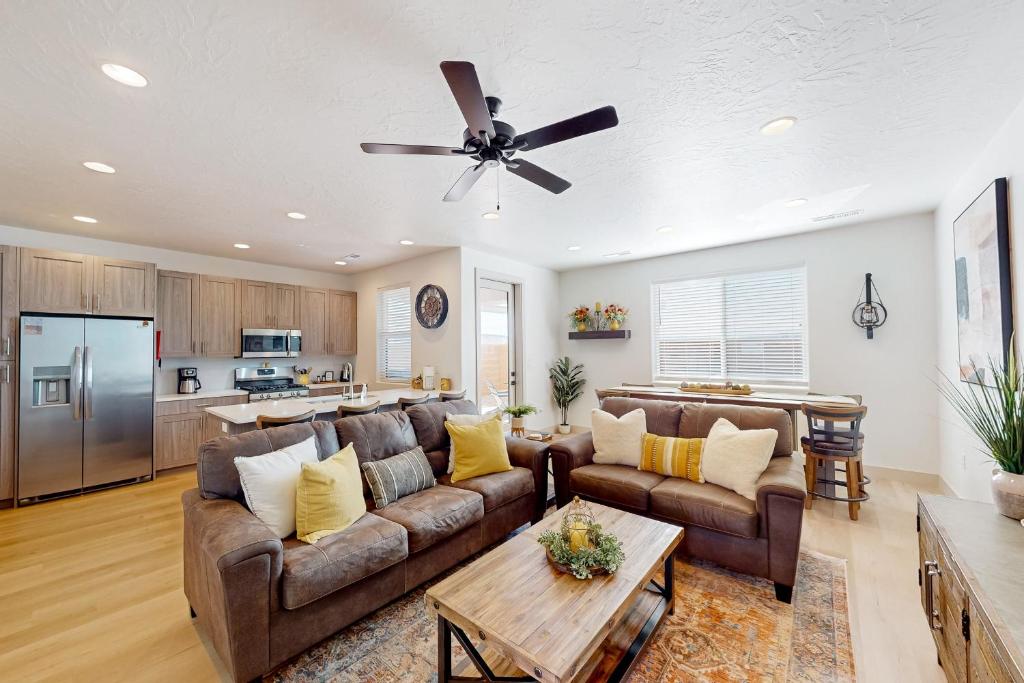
852,273,887,339
415,284,449,329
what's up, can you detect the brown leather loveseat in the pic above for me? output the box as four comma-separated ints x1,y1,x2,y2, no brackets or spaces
550,397,805,602
182,400,547,682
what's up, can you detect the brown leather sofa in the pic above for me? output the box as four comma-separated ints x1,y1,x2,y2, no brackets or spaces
550,397,806,602
182,400,547,682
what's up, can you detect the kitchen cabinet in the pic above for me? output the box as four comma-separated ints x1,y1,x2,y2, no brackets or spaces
0,247,19,360
156,270,200,357
242,280,301,330
19,248,155,317
93,257,156,316
299,287,329,355
273,284,301,329
199,275,242,357
327,290,357,355
154,394,248,470
0,361,14,503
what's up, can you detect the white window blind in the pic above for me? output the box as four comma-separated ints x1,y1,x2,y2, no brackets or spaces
376,285,411,382
652,267,808,386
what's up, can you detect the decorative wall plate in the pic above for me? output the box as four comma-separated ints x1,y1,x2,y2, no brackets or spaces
415,284,448,329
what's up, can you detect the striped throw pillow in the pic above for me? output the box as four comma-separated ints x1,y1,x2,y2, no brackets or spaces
639,433,705,482
360,446,436,508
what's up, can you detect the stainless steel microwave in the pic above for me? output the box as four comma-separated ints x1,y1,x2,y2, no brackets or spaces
240,329,301,358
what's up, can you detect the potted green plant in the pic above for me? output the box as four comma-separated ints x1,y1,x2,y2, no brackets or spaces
549,356,585,435
939,346,1024,519
503,404,538,435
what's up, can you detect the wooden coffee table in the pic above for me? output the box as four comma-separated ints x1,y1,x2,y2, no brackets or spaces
426,503,683,682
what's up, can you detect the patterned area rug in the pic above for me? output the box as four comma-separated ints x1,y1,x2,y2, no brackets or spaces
269,550,854,682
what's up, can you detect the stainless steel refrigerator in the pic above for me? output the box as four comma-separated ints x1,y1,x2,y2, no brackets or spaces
18,315,154,503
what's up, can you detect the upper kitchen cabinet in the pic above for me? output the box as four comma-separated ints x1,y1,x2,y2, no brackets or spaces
199,275,241,357
273,283,300,329
19,248,94,314
242,280,300,330
299,287,329,355
19,248,156,317
157,270,200,357
0,248,19,361
93,257,157,317
327,290,357,356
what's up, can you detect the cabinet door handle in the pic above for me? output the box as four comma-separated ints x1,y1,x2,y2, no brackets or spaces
94,293,100,313
4,336,10,357
4,365,9,384
924,560,942,631
81,293,87,310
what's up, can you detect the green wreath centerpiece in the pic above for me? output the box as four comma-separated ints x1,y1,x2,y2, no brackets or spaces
537,496,625,580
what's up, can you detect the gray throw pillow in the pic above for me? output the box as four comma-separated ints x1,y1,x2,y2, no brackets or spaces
360,446,436,508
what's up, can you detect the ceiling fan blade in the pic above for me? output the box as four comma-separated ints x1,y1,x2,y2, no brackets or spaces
506,159,571,194
513,105,619,151
440,61,496,141
443,163,488,202
360,143,462,155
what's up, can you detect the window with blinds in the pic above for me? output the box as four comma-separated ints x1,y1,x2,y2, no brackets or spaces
376,285,412,382
651,267,808,386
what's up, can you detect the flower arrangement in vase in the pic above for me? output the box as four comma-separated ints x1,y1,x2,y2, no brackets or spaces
569,305,591,332
603,304,629,331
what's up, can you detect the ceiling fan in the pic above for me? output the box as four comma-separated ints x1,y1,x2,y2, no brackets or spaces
360,61,619,201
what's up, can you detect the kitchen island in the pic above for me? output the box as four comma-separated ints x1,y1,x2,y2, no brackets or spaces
203,388,450,436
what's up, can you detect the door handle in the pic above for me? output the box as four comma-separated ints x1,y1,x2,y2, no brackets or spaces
924,560,942,631
84,345,94,420
71,346,83,420
4,335,10,357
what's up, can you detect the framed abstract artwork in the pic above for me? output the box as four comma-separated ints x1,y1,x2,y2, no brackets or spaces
953,177,1012,385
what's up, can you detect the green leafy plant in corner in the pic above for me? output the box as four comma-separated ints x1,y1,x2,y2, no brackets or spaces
549,356,585,426
536,525,625,580
502,404,538,418
938,344,1024,474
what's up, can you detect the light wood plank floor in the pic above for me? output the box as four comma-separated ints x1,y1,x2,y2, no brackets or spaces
0,469,944,682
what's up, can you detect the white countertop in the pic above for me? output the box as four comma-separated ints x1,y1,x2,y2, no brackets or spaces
204,388,451,425
155,389,250,403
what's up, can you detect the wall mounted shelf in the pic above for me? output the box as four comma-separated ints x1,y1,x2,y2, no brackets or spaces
568,330,631,340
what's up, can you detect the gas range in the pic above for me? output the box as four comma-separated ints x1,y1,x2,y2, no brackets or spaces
234,367,310,402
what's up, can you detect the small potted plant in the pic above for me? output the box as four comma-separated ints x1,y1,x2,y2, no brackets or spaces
603,304,629,331
503,404,538,436
550,356,585,434
569,305,591,333
939,345,1024,519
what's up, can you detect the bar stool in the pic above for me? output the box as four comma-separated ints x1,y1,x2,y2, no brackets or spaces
397,395,430,410
801,403,869,520
439,389,466,402
337,401,380,417
256,409,316,430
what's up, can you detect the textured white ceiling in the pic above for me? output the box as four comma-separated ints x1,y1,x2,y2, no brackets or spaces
1,1,1024,273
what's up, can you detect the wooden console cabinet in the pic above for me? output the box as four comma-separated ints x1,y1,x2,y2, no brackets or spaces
918,495,1024,682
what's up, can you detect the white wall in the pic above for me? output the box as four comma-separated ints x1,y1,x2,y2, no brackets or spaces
0,223,355,393
459,247,561,428
559,213,939,474
934,96,1024,501
350,248,463,391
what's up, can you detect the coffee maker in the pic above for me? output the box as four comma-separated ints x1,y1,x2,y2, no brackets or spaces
178,367,201,394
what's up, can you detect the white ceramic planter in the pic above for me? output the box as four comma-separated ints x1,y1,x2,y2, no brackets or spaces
557,424,571,435
992,468,1024,520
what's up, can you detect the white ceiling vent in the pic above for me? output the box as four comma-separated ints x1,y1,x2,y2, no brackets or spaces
810,209,864,223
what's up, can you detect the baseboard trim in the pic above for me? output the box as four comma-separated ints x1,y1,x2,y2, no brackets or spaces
862,464,941,489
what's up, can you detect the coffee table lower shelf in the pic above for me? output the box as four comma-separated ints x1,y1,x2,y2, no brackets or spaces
437,554,675,683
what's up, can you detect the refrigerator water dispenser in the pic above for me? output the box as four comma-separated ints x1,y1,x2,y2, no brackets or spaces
31,366,70,406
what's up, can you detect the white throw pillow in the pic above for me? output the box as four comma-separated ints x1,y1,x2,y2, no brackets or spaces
234,436,319,538
446,412,495,473
700,418,777,500
591,408,647,467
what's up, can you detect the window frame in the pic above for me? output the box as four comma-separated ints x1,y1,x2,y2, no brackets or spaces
649,265,809,389
376,283,412,384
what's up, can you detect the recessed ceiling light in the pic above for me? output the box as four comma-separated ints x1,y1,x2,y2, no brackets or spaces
399,240,414,246
233,243,250,249
567,245,582,252
287,212,306,220
481,211,500,220
73,215,98,224
101,63,148,88
784,198,808,208
297,243,306,248
656,226,673,233
759,116,797,136
334,260,347,266
82,161,116,174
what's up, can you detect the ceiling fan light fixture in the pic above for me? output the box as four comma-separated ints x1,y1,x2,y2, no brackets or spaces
482,211,500,220
759,116,797,136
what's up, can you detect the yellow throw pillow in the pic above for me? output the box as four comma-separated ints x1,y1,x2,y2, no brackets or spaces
639,433,705,482
446,417,512,483
295,444,367,544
